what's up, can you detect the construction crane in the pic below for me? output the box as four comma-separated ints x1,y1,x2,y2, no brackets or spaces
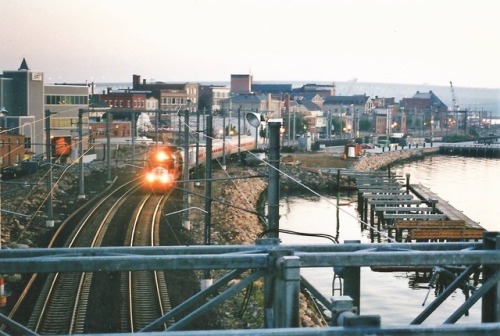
449,81,461,134
449,81,459,111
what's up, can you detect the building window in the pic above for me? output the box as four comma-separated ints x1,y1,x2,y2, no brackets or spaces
45,95,89,105
52,117,77,128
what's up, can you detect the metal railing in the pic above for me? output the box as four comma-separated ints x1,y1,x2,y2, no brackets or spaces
0,233,499,335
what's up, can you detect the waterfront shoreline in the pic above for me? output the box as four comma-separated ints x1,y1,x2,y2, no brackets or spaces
276,147,438,192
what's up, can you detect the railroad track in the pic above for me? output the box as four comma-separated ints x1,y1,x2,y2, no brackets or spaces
121,192,173,332
24,179,142,334
7,174,176,334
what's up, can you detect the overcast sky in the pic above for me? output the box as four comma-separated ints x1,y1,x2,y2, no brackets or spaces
1,0,499,89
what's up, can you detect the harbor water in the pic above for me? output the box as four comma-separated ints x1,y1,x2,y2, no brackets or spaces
278,154,499,326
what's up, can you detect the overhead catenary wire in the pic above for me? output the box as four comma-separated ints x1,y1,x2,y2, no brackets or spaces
180,117,396,243
13,138,94,243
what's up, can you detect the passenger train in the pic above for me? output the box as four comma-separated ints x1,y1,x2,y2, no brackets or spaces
143,135,257,191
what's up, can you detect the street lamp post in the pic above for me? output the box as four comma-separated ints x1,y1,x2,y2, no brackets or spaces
430,107,434,147
351,104,357,139
246,112,265,150
327,110,332,140
287,104,291,145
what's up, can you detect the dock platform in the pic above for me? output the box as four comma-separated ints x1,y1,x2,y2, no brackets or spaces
351,172,485,243
409,184,482,229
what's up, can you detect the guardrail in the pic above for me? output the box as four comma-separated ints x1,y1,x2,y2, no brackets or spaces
0,232,499,335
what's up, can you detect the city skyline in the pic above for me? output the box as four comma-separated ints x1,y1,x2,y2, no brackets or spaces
1,0,499,89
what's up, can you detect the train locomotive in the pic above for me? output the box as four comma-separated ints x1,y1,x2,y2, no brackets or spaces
144,146,182,192
143,135,258,192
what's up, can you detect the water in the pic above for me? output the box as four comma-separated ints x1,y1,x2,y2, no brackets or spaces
278,155,499,326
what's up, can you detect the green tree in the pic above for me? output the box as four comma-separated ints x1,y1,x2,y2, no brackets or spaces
359,117,373,132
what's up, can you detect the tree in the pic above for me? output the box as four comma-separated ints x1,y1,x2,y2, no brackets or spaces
359,117,373,132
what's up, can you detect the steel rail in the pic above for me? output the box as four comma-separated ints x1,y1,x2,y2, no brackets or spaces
27,180,141,334
4,177,119,328
126,192,172,332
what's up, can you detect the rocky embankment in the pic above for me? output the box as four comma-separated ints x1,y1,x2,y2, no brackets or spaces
0,161,110,249
187,164,326,328
276,148,426,191
352,148,425,171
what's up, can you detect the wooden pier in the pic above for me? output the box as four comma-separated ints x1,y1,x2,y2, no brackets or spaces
407,183,484,241
439,144,500,158
352,172,486,243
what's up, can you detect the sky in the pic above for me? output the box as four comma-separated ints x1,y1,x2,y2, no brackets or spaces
1,0,499,89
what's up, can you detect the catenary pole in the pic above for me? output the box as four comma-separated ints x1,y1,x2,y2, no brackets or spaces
202,114,213,289
183,107,190,230
45,109,54,227
267,120,282,239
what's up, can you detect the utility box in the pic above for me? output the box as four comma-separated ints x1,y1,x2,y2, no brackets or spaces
345,144,362,157
298,132,312,152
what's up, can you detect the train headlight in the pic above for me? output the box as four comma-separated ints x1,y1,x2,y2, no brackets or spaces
159,173,171,185
156,151,169,162
145,172,156,183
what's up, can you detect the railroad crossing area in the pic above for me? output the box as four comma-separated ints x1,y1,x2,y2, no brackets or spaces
349,170,486,242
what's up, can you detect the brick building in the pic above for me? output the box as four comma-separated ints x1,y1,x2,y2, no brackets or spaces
0,133,25,169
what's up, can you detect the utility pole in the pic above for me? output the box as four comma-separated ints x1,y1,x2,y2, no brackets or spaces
131,111,136,162
286,95,291,145
106,111,112,183
45,109,55,227
267,120,282,240
201,114,213,289
78,109,85,200
183,105,190,230
237,106,242,164
195,107,200,180
222,104,227,170
0,107,8,250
